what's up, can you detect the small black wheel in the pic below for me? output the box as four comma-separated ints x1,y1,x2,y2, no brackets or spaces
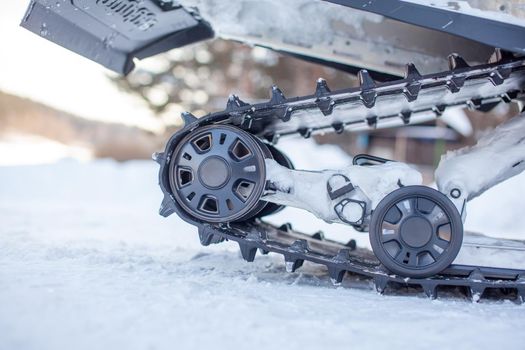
169,125,271,223
369,186,463,278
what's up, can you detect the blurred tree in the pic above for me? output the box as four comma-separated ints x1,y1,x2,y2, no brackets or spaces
110,39,356,124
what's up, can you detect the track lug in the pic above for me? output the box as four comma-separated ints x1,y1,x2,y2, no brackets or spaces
366,116,377,128
400,111,411,125
404,63,422,80
489,48,514,63
358,70,377,108
373,275,389,294
241,114,253,129
159,195,176,217
329,248,351,281
316,97,335,116
226,94,249,111
298,128,312,138
152,151,165,164
448,53,470,70
198,226,220,246
269,85,286,104
181,111,198,126
517,275,525,304
246,229,265,243
332,122,345,134
489,67,511,86
279,223,293,232
332,249,350,263
468,269,486,302
403,83,421,102
469,287,484,303
403,64,422,102
421,282,439,299
315,78,331,95
238,242,257,262
273,106,293,122
501,90,518,103
467,98,483,110
360,90,377,108
263,132,280,145
345,239,357,250
312,231,325,240
433,104,447,116
358,69,376,89
328,266,345,286
284,240,308,272
285,258,304,273
289,239,309,253
446,76,466,93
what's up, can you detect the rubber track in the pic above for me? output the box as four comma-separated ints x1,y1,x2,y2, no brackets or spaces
180,54,525,142
156,55,525,302
197,221,525,302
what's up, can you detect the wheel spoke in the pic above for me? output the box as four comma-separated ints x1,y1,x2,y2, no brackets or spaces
179,143,208,169
216,187,245,207
239,169,260,183
210,130,233,154
426,205,449,229
427,237,447,259
394,247,419,267
396,198,415,216
178,183,197,198
227,194,245,212
217,197,230,217
428,247,440,261
408,252,418,267
416,197,436,214
431,237,449,253
394,248,407,263
381,222,400,243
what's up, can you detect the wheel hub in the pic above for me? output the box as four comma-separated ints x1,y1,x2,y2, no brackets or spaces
400,216,432,248
198,156,231,189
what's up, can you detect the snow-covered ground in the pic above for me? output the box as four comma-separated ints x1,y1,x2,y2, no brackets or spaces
1,138,525,350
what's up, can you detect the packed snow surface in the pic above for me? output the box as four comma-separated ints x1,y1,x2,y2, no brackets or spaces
1,138,525,350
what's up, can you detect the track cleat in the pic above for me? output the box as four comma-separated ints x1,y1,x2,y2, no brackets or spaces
181,111,198,126
373,275,389,294
421,282,438,299
328,267,346,286
238,242,257,262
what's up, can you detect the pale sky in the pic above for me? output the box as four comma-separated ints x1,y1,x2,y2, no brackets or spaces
0,1,161,131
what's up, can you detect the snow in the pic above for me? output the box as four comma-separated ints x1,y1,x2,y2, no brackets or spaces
402,0,525,28
1,138,525,350
265,158,422,223
436,113,525,205
0,133,92,166
178,0,446,76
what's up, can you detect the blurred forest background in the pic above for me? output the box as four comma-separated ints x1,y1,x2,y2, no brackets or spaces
0,38,521,169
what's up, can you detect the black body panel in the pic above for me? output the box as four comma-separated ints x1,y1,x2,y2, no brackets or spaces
325,0,525,54
21,0,213,74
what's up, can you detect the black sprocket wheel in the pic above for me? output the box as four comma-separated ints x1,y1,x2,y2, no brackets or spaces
169,125,272,223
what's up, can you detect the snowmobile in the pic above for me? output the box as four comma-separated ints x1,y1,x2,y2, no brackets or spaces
21,0,525,302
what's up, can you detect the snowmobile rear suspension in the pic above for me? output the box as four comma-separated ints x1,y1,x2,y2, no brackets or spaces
155,53,525,302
